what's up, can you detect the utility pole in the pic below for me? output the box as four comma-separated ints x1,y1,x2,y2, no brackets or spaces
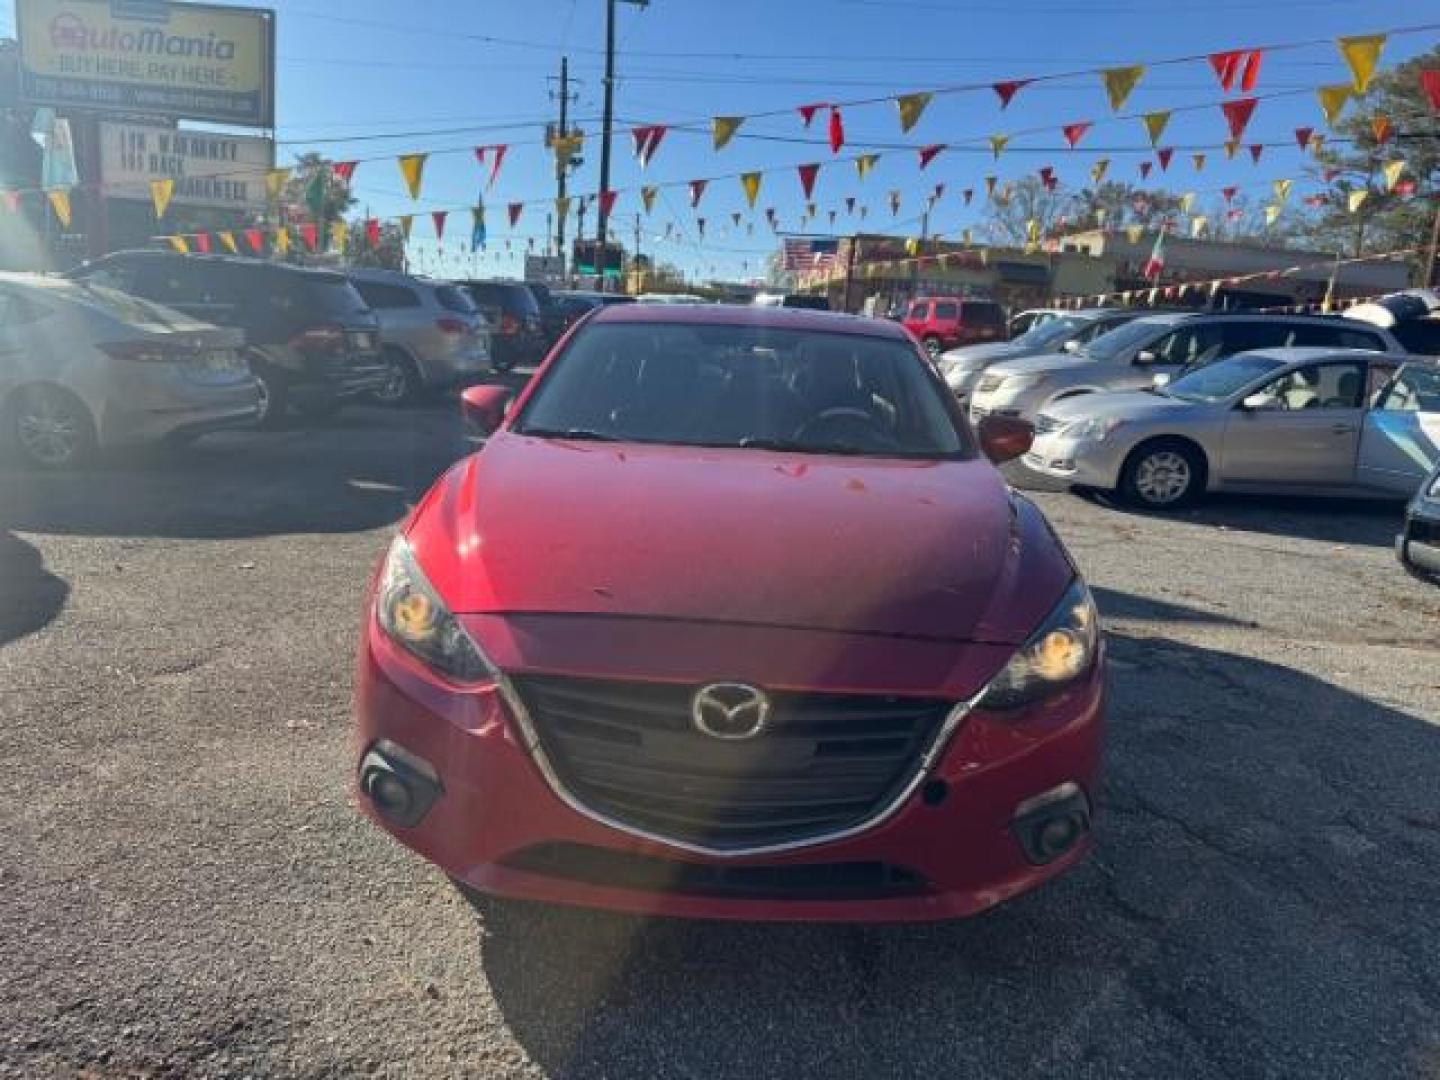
909,206,931,301
597,0,649,293
548,56,578,262
633,212,643,293
841,234,859,314
576,197,587,283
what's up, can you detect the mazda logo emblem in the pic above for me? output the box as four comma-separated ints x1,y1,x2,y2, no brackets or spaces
691,683,771,741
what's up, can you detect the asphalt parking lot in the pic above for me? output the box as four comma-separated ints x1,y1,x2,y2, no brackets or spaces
2,387,1438,1079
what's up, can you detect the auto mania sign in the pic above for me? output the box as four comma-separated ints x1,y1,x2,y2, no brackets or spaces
16,0,274,127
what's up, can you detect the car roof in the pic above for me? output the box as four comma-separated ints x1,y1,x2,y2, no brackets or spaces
591,302,910,340
0,271,77,291
89,249,341,277
1231,346,1410,365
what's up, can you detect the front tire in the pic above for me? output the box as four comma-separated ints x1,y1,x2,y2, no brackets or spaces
6,385,97,469
1119,439,1205,510
922,336,942,360
373,349,422,407
251,365,291,429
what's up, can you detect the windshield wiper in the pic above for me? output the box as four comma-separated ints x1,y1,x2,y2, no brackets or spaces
738,437,873,456
518,426,622,442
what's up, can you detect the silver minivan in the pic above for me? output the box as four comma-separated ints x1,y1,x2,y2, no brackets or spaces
968,312,1402,424
348,269,492,405
0,273,258,468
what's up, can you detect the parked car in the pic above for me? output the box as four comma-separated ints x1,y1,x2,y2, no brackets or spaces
523,281,568,347
753,292,828,310
348,269,491,405
0,273,258,468
903,296,1007,358
1345,289,1440,358
455,280,546,372
940,309,1144,400
635,293,708,304
355,305,1104,921
1398,460,1440,583
969,312,1401,425
1024,350,1439,509
1008,308,1065,338
67,251,384,426
551,290,636,334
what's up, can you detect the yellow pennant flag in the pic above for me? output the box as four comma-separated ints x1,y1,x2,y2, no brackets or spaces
988,134,1009,160
1272,179,1292,204
46,189,71,228
1179,192,1195,213
1142,110,1171,147
1382,159,1406,191
1090,159,1110,184
1317,84,1351,127
639,186,658,214
1347,189,1369,213
855,153,879,180
1223,139,1240,160
712,116,744,151
150,178,175,219
1338,34,1386,93
275,226,290,254
1192,153,1206,172
330,220,349,252
168,235,189,254
397,215,414,242
1026,218,1040,244
740,171,761,209
1125,225,1144,244
1102,65,1144,111
896,92,932,133
1264,204,1281,226
264,168,290,202
397,154,428,199
218,230,238,254
1191,216,1207,239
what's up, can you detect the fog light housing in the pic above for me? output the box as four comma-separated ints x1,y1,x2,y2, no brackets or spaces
359,740,442,828
1011,782,1091,866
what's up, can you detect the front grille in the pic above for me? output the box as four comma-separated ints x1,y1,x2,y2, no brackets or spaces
510,675,954,851
976,374,1006,395
503,843,928,900
1033,414,1066,436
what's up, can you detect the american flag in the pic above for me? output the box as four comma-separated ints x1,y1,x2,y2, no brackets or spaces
782,237,840,272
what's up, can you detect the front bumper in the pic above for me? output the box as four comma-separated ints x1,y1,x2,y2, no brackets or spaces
1023,433,1127,490
97,368,262,447
1397,501,1440,582
354,618,1106,922
969,384,1048,425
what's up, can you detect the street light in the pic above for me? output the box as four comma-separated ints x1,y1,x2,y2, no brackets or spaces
596,0,648,291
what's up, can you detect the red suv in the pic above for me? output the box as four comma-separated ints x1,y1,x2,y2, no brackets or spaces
904,296,1007,358
354,305,1105,922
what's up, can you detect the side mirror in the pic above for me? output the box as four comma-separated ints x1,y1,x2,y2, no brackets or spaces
1241,393,1279,412
461,385,509,435
1135,349,1157,365
1061,339,1081,353
977,414,1034,465
1152,372,1172,389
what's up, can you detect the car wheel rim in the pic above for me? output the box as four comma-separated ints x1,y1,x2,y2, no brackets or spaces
375,358,407,402
925,339,940,358
16,389,82,466
254,378,271,422
1135,451,1191,504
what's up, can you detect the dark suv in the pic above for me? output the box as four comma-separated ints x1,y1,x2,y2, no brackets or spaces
68,252,385,425
456,280,546,371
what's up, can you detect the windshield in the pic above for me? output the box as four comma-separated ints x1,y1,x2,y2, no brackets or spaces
1011,315,1086,350
1082,317,1176,361
1164,354,1285,402
515,323,966,458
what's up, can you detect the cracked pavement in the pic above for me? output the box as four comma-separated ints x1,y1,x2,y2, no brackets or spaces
2,399,1438,1078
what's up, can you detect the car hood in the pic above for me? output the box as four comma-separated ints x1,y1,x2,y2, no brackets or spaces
986,353,1091,379
1040,390,1196,424
941,341,1035,368
405,434,1073,645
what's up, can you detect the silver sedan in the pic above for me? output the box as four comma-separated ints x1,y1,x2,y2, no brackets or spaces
1024,348,1440,510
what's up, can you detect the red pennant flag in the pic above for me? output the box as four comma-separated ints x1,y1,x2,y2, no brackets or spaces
1294,126,1314,150
245,228,264,254
962,188,974,205
845,196,856,214
1423,70,1440,113
1221,97,1258,140
1062,122,1092,148
798,103,824,128
1395,178,1418,197
1304,194,1328,208
300,223,319,251
797,162,820,199
1323,166,1341,182
331,161,358,184
1139,161,1153,180
1038,165,1055,186
193,232,211,254
507,202,523,227
632,126,666,167
993,79,1032,108
1241,50,1263,92
828,107,845,154
1249,143,1264,164
917,144,944,170
688,179,707,208
598,189,618,217
1210,50,1243,91
431,211,448,241
365,219,380,248
1156,148,1174,171
1222,186,1239,203
1227,208,1244,222
486,144,507,188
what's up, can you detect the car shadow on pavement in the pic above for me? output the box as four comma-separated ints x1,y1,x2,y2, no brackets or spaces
0,530,68,646
0,405,469,540
470,627,1440,1080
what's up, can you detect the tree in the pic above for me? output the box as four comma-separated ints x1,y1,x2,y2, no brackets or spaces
344,220,406,270
980,176,1072,246
1296,44,1439,266
1071,182,1190,231
277,152,358,263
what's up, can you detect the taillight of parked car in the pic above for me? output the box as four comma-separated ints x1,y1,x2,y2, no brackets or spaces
499,313,519,336
101,341,245,375
435,317,470,335
288,324,348,354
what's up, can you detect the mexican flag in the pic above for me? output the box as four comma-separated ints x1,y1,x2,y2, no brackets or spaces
1143,228,1167,280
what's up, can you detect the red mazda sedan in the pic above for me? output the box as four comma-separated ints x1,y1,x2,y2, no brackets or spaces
354,305,1105,922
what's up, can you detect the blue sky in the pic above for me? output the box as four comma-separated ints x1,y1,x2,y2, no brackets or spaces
4,0,1437,279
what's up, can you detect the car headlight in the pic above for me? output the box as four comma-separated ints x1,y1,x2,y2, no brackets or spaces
1066,416,1124,441
978,579,1100,710
1000,374,1046,392
376,534,494,683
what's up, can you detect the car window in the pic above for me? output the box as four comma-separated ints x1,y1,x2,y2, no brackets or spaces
1374,365,1440,412
1249,362,1367,411
1386,319,1440,356
906,301,929,321
1085,317,1179,361
1289,323,1386,351
76,258,141,294
962,302,1003,326
65,281,210,330
133,259,212,306
1011,316,1084,350
515,323,967,458
304,278,372,319
1164,354,1285,403
434,285,477,314
354,281,420,309
1145,323,1223,366
933,302,958,321
1220,321,1299,353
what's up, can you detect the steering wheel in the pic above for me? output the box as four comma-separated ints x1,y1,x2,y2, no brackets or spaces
793,407,900,451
